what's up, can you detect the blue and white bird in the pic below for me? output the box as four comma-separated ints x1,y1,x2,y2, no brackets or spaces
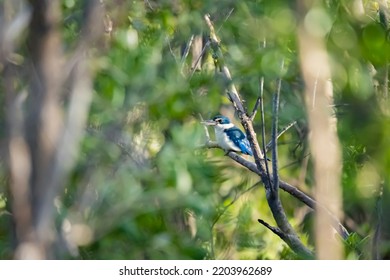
202,115,253,156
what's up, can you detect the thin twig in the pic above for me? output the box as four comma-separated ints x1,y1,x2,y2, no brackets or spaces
258,77,272,188
202,145,349,239
271,59,284,194
250,77,263,120
199,114,221,150
212,191,239,229
189,40,210,79
144,0,154,11
216,8,235,33
198,114,209,138
251,35,266,120
167,37,179,64
250,97,261,121
312,68,320,109
279,153,310,170
226,150,349,239
181,34,194,72
265,120,297,152
212,181,261,228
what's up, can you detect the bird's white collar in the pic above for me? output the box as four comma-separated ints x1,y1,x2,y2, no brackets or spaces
216,123,235,130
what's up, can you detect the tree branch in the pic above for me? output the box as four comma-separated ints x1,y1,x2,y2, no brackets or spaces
224,150,349,238
265,121,297,152
258,219,287,239
204,14,313,258
258,78,273,192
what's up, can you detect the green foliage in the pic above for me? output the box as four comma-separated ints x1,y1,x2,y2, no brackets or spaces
343,233,370,259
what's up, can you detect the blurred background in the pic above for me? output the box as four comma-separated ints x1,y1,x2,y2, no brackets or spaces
0,0,389,259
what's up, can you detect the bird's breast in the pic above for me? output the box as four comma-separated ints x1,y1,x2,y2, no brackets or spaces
214,128,240,152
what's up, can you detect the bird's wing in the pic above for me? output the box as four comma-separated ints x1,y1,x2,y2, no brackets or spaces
238,140,253,156
225,127,253,156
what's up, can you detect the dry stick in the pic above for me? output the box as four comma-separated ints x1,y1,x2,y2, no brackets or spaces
204,14,313,258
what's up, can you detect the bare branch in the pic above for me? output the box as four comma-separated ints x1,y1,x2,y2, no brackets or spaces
271,59,284,195
216,8,235,33
250,97,261,121
181,35,194,71
265,120,297,152
258,77,272,190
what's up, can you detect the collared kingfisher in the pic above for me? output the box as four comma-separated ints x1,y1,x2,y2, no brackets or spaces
202,115,253,156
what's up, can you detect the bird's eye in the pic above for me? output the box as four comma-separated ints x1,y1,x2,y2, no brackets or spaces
215,118,222,123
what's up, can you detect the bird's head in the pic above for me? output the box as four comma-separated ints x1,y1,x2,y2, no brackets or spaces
202,115,233,129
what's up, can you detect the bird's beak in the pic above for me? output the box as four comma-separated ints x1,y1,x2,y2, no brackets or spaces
201,119,217,126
